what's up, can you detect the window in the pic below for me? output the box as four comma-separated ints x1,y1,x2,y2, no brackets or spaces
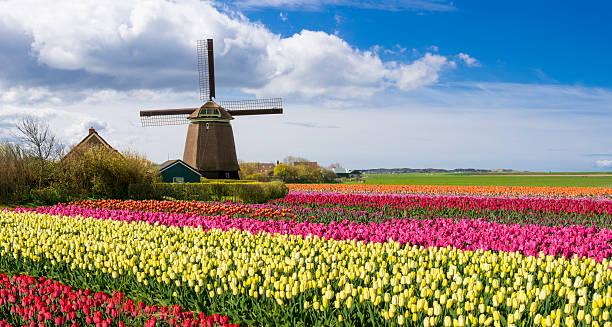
199,108,221,118
173,177,185,183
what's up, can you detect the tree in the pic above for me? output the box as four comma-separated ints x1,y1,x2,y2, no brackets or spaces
0,142,36,203
283,156,309,164
273,162,336,183
15,116,63,187
58,146,159,200
274,163,299,182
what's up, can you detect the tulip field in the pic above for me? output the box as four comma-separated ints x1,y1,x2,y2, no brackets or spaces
1,184,611,326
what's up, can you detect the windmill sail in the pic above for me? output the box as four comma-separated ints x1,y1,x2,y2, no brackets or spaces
139,108,195,127
197,39,215,101
222,98,283,116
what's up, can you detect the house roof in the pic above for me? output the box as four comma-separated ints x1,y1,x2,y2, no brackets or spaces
63,128,118,159
159,159,202,176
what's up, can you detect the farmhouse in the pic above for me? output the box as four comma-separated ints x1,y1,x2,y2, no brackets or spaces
159,159,202,183
63,127,118,160
332,166,350,178
251,162,276,174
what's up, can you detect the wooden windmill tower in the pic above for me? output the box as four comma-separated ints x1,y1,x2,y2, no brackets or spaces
140,39,283,179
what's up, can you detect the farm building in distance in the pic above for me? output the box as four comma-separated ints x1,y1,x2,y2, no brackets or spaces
332,165,363,178
332,166,350,178
63,127,118,160
159,159,202,183
251,162,276,174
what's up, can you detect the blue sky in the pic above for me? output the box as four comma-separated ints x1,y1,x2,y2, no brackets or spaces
243,0,612,87
0,0,611,171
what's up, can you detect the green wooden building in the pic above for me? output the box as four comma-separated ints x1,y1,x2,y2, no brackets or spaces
159,159,202,183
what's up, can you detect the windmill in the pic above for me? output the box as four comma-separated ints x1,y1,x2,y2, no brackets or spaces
140,39,283,179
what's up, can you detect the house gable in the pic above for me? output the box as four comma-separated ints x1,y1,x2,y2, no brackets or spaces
63,128,118,160
159,159,202,183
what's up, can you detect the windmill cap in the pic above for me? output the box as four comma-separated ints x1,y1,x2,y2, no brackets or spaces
189,100,233,120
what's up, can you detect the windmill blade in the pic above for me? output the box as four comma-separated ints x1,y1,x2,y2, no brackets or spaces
197,39,215,101
222,98,283,116
139,108,196,127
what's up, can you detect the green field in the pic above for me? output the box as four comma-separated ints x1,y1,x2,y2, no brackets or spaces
363,173,612,187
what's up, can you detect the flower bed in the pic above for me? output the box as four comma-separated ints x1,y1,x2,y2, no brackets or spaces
70,191,612,228
0,273,235,327
0,210,611,326
23,205,612,261
287,183,612,197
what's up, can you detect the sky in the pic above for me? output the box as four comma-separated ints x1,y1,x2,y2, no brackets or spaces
0,0,611,171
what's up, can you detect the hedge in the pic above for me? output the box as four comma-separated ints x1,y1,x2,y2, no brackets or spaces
200,179,259,184
128,181,288,204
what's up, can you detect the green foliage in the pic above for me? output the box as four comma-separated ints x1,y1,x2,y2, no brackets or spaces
238,162,274,181
273,163,336,183
0,143,37,203
0,142,159,205
129,181,288,203
273,164,297,182
26,186,64,205
200,179,258,184
233,181,288,203
57,147,159,201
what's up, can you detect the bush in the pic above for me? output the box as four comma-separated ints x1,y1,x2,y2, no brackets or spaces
1,140,159,205
27,186,64,205
0,143,37,204
273,163,336,183
200,179,258,184
128,181,288,204
57,147,159,201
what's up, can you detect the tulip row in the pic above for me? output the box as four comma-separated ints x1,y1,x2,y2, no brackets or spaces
23,205,612,261
72,199,295,220
70,191,612,228
277,192,612,228
279,192,612,215
287,184,612,197
1,210,610,326
0,273,235,327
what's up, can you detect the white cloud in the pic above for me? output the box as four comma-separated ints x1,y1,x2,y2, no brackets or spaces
244,31,453,98
595,160,612,168
279,12,288,22
334,14,343,25
389,53,452,91
457,52,479,67
0,0,457,99
427,45,439,53
0,85,191,148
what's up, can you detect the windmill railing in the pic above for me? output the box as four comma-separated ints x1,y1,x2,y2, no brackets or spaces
226,108,283,116
140,108,196,117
